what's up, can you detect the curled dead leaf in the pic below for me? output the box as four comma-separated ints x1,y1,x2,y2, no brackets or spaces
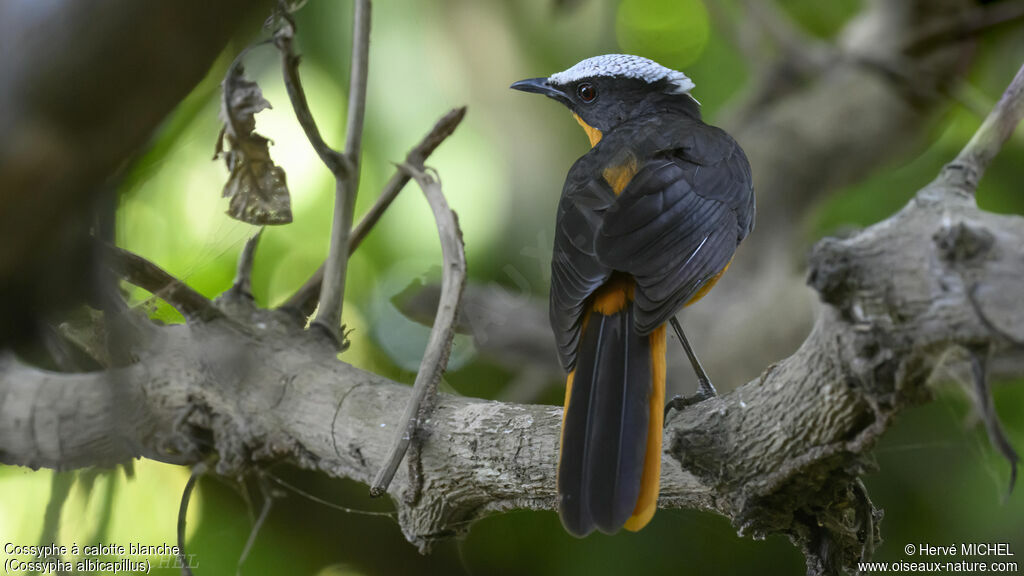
215,61,292,225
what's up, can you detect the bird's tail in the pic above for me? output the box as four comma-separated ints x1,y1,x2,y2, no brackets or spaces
557,290,666,536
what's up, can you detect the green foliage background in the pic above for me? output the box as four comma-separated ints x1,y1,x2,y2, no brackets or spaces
2,0,1023,574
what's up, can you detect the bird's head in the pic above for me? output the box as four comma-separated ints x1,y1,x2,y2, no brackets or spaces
511,54,699,146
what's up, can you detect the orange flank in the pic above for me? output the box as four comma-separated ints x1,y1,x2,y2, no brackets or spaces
686,259,733,306
624,323,666,531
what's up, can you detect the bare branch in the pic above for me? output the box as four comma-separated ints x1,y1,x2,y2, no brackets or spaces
370,164,466,497
264,471,396,517
274,16,346,176
705,1,753,64
281,107,467,316
4,143,1023,567
940,61,1024,190
968,348,1019,497
904,1,1024,56
236,475,273,575
394,281,561,391
741,0,818,57
342,0,371,173
227,228,264,301
102,245,223,322
4,176,1022,565
312,0,372,342
349,107,464,250
5,3,1024,575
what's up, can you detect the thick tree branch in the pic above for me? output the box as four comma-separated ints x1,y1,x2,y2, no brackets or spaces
3,165,1022,573
5,55,1023,576
4,4,1024,576
370,164,466,497
3,178,1021,564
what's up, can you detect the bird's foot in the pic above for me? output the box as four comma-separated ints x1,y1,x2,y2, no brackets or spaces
663,378,718,424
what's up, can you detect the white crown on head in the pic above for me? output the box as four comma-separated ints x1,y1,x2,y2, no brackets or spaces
548,54,696,94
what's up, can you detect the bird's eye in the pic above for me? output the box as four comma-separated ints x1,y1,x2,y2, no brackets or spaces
577,82,597,103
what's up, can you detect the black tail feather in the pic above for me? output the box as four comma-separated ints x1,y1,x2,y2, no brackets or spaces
558,304,652,536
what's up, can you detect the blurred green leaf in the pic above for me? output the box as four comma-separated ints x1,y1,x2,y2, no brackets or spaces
616,0,710,68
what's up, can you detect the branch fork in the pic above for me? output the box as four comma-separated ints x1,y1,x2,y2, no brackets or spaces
5,5,1024,576
274,0,372,344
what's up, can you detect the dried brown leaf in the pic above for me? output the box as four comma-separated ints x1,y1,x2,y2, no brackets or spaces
215,62,292,225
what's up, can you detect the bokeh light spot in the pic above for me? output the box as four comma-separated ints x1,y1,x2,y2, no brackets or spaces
615,0,710,69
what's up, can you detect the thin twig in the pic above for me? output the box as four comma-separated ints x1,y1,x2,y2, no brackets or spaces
968,348,1019,498
369,164,466,497
348,107,462,252
263,470,396,517
228,228,264,300
274,15,346,175
853,478,877,573
236,475,273,576
342,0,371,171
705,0,752,63
904,1,1024,56
177,462,206,576
741,0,816,57
280,107,467,316
102,244,224,322
312,0,372,343
941,61,1024,190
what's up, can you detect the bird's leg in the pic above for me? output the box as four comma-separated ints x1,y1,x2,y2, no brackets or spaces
664,316,717,422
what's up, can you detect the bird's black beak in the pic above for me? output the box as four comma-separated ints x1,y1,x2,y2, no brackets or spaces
511,77,570,105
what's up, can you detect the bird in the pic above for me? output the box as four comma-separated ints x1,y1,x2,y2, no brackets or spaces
511,54,755,537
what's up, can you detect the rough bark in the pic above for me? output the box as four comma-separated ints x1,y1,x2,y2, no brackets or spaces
2,2,1023,575
2,164,1022,573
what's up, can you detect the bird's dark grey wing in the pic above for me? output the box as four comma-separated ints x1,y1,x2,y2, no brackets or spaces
549,169,614,371
595,141,753,334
